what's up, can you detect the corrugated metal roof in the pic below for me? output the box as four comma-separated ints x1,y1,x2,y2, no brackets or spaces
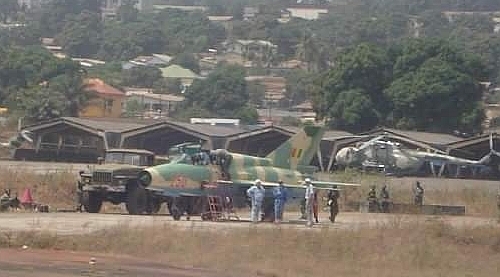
62,117,149,133
160,65,199,79
168,121,251,137
380,128,463,145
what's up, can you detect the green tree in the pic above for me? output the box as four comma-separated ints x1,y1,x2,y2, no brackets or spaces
122,66,162,88
85,62,123,88
317,43,391,119
56,11,102,58
0,0,18,23
0,45,89,120
0,24,41,47
294,31,327,72
236,105,259,124
38,0,101,36
170,53,200,74
98,24,138,61
184,64,248,117
124,99,145,117
171,103,214,122
14,86,66,121
247,81,265,107
153,78,183,94
117,0,139,23
284,69,315,107
385,58,483,133
316,39,486,133
46,73,93,117
154,9,226,54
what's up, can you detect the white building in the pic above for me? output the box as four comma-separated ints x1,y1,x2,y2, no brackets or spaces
125,89,185,118
101,0,154,19
18,0,48,9
285,7,328,20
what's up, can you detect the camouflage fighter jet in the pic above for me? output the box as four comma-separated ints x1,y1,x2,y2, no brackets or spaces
137,125,360,220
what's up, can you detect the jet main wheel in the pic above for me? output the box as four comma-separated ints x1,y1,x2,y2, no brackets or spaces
127,185,148,215
82,191,102,213
167,202,182,220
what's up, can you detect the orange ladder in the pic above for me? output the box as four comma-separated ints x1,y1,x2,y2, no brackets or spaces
202,195,225,221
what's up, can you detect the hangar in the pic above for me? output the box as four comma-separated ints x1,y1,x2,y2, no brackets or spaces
13,117,500,174
15,117,309,163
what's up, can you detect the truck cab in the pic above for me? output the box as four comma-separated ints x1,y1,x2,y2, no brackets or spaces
78,149,167,214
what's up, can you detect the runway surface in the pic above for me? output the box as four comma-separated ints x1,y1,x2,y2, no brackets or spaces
0,211,497,235
0,210,498,277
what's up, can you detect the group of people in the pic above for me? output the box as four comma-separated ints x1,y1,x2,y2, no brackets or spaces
246,178,340,227
367,185,391,213
367,181,425,213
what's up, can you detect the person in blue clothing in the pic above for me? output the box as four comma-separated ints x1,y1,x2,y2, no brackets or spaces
273,180,288,223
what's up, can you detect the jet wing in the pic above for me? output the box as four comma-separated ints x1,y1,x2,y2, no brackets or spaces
148,187,205,197
310,180,361,188
218,179,355,190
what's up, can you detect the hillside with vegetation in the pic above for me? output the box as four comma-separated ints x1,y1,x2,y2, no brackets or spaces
0,0,499,133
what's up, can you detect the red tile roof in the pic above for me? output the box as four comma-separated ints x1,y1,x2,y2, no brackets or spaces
85,78,124,96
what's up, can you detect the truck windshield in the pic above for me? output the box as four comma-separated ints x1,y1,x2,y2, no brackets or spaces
105,152,153,166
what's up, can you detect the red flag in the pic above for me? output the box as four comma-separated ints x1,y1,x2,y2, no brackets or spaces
20,188,34,204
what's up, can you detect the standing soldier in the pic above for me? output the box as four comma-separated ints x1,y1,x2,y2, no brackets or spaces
327,185,340,223
272,180,288,223
413,181,424,206
367,185,378,212
75,171,85,212
299,198,306,219
246,179,265,223
380,185,391,213
304,178,315,227
0,188,10,202
0,189,11,211
312,190,320,223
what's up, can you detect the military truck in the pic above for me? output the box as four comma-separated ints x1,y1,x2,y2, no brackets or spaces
78,148,169,215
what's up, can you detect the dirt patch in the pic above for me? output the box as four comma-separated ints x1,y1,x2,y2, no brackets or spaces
0,248,234,277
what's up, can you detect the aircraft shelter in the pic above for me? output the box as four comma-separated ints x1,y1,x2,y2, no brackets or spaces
13,117,500,172
15,117,310,163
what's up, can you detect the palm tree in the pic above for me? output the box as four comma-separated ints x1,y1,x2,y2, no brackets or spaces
49,74,95,117
295,31,321,72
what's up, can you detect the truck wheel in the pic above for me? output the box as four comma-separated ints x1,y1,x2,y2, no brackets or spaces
146,198,161,214
82,191,102,213
127,185,147,215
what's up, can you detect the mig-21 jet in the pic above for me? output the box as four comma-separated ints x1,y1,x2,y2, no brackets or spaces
335,133,500,178
136,125,360,220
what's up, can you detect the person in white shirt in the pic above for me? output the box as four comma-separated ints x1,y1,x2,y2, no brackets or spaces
246,179,265,223
304,178,315,227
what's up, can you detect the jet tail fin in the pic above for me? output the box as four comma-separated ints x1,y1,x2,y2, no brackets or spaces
266,125,325,170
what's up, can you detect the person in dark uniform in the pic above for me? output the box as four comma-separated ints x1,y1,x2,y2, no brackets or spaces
327,185,340,223
75,171,85,212
413,181,424,206
380,185,390,213
367,185,378,212
312,190,319,223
